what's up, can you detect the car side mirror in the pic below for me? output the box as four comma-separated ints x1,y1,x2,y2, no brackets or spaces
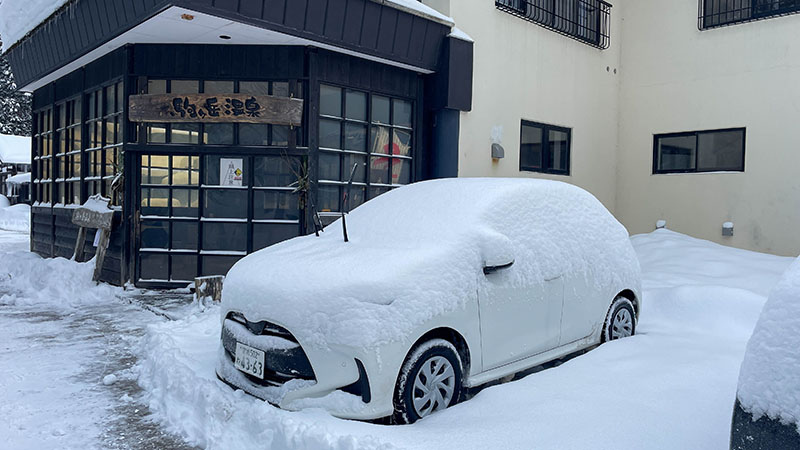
483,260,515,275
481,231,515,275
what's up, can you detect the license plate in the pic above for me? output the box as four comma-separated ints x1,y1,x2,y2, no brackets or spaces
234,342,265,379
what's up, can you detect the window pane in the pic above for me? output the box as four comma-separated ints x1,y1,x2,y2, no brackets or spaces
371,126,391,154
171,123,200,144
372,96,390,124
272,125,289,147
253,191,300,221
203,189,248,219
147,124,167,144
392,158,412,185
253,223,299,251
520,123,544,170
319,151,341,181
318,184,340,212
239,81,269,95
342,153,367,183
319,119,341,149
202,223,247,252
171,80,199,94
202,255,242,276
171,255,198,282
370,156,390,184
140,220,169,248
254,156,298,187
393,129,412,156
172,221,199,250
140,253,168,280
393,99,412,128
657,135,696,172
204,124,234,145
148,79,167,94
697,130,744,171
320,85,342,117
548,129,569,172
172,156,200,185
345,90,367,121
204,80,234,94
239,123,269,146
344,123,367,152
141,188,169,216
272,82,289,97
172,189,199,217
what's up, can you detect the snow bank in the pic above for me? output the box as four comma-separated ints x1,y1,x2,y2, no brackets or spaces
136,307,399,450
224,178,639,350
0,0,69,52
0,203,28,232
0,133,31,164
0,242,120,310
0,194,9,208
737,257,800,431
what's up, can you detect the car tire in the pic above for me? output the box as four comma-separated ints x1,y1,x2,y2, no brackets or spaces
393,338,463,424
602,296,636,343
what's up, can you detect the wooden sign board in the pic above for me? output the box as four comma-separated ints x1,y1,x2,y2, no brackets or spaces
129,94,304,126
72,196,114,231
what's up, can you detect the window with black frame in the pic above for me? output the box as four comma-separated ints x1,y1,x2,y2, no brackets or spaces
317,84,413,220
102,82,124,202
700,0,800,28
86,88,104,197
54,97,82,205
519,120,571,175
32,108,54,204
653,128,745,174
496,0,612,49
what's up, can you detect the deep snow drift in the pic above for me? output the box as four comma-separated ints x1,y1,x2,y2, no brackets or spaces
737,256,800,431
0,202,30,232
137,229,794,450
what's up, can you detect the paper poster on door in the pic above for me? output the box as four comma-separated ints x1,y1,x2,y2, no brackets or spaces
221,158,244,186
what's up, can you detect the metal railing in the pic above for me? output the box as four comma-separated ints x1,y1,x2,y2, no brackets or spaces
699,0,800,29
495,0,612,50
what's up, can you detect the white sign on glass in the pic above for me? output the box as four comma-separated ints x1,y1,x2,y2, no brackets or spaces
221,158,244,187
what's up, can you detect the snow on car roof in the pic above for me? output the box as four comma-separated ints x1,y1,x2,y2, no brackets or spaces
223,178,640,349
0,134,31,165
737,256,800,430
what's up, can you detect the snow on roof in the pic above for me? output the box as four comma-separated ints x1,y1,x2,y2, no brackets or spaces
737,256,800,430
223,178,640,349
0,0,70,52
448,26,474,43
379,0,454,26
0,134,31,165
5,172,30,185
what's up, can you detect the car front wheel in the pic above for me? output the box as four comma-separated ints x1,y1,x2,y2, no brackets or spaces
393,338,463,424
602,296,636,342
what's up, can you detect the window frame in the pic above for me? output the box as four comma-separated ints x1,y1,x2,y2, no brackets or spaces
518,119,572,176
699,0,800,29
652,127,746,174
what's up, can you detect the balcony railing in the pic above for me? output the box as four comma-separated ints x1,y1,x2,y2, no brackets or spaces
495,0,612,50
699,0,800,29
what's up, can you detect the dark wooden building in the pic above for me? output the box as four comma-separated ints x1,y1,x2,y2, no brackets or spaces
3,0,473,288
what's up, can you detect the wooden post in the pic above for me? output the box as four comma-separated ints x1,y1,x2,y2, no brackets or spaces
195,275,225,303
92,229,111,282
73,227,87,262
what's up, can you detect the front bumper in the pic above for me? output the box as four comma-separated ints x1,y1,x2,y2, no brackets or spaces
215,315,397,420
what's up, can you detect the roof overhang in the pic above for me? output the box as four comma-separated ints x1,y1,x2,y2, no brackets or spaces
5,0,454,92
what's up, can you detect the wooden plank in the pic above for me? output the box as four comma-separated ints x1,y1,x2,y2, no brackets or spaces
73,227,87,262
128,94,304,126
93,229,111,282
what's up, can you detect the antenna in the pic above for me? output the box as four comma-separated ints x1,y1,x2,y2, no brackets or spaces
341,162,358,243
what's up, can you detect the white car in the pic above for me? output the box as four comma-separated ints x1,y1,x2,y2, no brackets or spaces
216,178,641,423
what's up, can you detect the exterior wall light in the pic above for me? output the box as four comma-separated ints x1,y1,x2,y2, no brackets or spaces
491,143,505,160
723,222,734,237
181,14,194,21
656,220,667,229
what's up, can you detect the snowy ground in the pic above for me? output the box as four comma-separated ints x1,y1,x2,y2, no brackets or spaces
0,228,794,449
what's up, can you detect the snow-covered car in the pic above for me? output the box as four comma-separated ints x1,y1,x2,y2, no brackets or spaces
216,178,641,423
731,257,800,449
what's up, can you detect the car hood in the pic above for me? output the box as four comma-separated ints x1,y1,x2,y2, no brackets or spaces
222,228,484,350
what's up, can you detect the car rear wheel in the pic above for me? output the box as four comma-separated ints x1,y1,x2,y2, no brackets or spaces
393,339,463,424
602,296,636,342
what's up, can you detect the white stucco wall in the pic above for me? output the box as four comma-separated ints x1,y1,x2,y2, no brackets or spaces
616,0,800,256
426,0,625,211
